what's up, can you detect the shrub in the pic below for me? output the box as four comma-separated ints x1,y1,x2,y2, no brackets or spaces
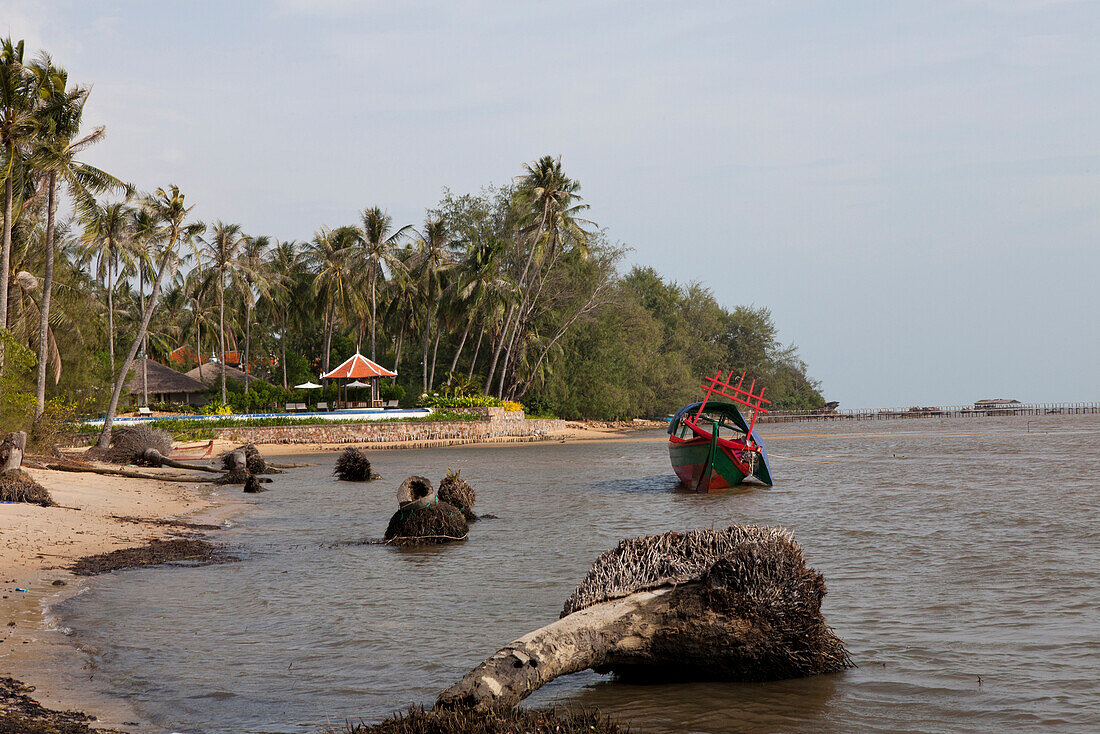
501,400,524,412
417,392,503,409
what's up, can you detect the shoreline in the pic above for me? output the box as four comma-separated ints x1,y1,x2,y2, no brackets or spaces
1,424,659,731
0,462,246,732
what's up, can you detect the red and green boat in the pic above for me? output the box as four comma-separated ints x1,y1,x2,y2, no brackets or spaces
668,370,773,491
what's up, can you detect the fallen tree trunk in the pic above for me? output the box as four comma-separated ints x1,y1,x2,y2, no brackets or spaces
41,461,213,482
438,587,676,709
214,450,250,485
437,525,853,710
140,449,221,473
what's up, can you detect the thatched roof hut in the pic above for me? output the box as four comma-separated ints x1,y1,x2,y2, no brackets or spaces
126,358,209,406
186,362,263,386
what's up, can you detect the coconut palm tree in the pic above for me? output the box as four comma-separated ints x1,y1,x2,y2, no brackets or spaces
409,217,456,392
29,54,127,415
305,226,356,374
200,221,247,404
97,185,200,449
357,206,412,361
0,38,39,337
238,234,272,394
80,201,129,375
263,239,305,389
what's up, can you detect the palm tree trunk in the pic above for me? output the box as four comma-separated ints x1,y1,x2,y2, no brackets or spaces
467,324,485,381
370,266,378,360
429,327,442,391
484,303,515,395
449,320,471,375
0,144,14,336
421,321,432,394
280,321,288,390
107,256,116,376
219,274,226,404
140,268,148,406
243,301,252,395
195,317,201,375
34,173,58,417
97,232,178,449
323,305,333,374
393,312,406,382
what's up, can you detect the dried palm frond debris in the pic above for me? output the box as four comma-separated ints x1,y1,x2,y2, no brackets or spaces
104,425,172,465
383,476,468,545
333,446,379,481
438,468,477,521
0,470,54,506
332,705,627,733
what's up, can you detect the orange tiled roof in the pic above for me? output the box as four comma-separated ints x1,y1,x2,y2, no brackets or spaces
321,352,397,380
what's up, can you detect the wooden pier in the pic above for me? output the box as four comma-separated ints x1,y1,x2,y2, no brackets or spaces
759,402,1100,423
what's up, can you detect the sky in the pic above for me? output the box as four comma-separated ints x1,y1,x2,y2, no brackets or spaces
4,0,1098,407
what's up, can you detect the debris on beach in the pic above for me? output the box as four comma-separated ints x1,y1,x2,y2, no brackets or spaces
332,705,626,733
437,524,853,710
438,468,477,521
383,476,468,546
103,425,173,465
0,431,54,507
333,446,379,481
219,443,279,475
70,538,236,576
0,675,103,734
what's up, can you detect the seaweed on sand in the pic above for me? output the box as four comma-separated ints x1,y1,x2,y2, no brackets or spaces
0,470,54,506
438,468,476,521
0,676,103,734
334,446,378,481
70,538,235,576
330,705,628,733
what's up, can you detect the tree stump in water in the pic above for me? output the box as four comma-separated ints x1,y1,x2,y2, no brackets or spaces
384,476,468,545
436,525,853,710
438,470,477,521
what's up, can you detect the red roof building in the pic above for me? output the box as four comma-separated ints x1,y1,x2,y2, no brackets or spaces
321,353,397,380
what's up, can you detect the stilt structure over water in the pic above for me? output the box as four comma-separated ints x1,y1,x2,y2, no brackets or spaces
760,402,1100,423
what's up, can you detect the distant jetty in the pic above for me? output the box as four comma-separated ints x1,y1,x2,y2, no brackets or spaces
760,401,1100,423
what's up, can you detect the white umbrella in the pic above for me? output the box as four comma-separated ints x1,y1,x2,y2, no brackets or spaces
346,380,370,388
294,381,323,389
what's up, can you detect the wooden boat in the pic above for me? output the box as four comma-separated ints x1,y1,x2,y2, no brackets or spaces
668,370,773,491
170,439,214,459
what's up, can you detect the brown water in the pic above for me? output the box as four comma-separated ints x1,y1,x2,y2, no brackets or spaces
56,415,1100,733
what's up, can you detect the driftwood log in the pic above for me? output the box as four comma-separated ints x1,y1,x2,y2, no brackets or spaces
40,461,212,482
140,449,221,473
437,525,852,710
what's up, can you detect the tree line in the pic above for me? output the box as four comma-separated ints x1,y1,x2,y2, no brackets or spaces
0,36,825,439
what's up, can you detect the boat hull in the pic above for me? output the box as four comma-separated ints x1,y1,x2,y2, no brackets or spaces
668,438,748,491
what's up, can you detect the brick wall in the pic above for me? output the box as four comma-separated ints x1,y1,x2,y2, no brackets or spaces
213,418,565,445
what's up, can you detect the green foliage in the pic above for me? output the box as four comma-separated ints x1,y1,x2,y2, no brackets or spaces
0,330,38,433
379,381,405,402
417,392,503,409
146,410,469,433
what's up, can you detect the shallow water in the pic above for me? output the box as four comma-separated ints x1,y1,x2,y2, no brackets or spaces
58,415,1100,733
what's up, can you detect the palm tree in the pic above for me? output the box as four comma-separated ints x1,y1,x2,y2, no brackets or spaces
0,38,39,337
238,234,271,395
409,217,455,392
451,238,513,379
200,221,247,404
305,226,356,374
97,185,199,449
357,206,412,361
80,201,129,375
263,239,304,389
29,54,126,415
491,155,591,397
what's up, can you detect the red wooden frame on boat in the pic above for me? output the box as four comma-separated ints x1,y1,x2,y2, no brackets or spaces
692,370,771,437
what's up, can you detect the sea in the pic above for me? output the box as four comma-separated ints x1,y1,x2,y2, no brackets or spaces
54,414,1100,733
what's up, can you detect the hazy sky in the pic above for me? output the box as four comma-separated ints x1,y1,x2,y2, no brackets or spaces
5,1,1098,406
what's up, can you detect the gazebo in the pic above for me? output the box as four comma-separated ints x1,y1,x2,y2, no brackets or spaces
321,352,397,408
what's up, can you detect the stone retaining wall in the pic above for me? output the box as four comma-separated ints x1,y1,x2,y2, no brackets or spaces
213,418,566,445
